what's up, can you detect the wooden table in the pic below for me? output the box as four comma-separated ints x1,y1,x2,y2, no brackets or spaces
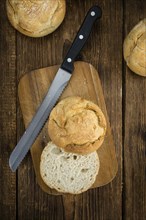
0,0,145,219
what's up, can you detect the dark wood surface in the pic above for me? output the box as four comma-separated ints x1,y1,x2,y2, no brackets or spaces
0,0,145,219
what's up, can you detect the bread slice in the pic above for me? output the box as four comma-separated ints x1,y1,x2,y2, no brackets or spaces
40,142,100,194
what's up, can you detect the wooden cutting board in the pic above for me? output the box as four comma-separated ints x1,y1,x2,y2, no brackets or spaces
18,61,118,195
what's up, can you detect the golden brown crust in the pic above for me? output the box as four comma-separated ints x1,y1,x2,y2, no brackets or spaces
48,96,107,154
6,0,66,37
123,19,146,77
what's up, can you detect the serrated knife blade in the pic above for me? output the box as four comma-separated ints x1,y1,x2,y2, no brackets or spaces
9,5,102,171
9,69,71,171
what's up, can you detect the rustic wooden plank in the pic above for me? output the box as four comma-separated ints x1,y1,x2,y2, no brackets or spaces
81,0,123,219
0,0,16,219
16,0,123,219
16,2,66,219
123,0,146,219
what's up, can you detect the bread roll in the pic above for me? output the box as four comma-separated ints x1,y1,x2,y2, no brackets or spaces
123,19,146,77
48,96,107,154
6,0,66,37
40,142,100,194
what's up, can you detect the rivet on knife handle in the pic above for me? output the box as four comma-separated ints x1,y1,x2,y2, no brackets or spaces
61,6,102,73
9,5,102,172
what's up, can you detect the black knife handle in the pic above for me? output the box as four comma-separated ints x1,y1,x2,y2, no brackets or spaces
61,6,102,73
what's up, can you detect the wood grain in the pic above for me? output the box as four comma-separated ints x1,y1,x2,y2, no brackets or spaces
16,1,69,218
123,0,146,219
83,0,123,219
0,1,16,219
18,61,118,194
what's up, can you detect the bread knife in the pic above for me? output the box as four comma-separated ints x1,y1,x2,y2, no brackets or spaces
9,6,102,172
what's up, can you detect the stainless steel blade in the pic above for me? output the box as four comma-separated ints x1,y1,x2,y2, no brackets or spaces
9,68,71,172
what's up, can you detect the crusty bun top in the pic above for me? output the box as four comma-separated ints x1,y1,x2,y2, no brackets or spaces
6,0,66,37
48,96,107,154
123,19,146,77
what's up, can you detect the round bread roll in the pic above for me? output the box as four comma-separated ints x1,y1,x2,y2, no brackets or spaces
48,96,107,154
6,0,66,37
123,19,146,77
40,142,100,194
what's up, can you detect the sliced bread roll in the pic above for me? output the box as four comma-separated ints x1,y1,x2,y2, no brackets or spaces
40,142,100,194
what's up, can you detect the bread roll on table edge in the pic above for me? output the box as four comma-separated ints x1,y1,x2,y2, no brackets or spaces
123,19,146,77
6,0,66,37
